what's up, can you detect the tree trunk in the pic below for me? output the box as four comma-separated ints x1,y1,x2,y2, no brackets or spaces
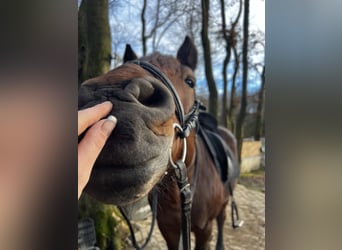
78,1,125,249
201,0,218,118
151,0,161,52
78,0,111,85
141,0,147,56
221,50,231,126
236,0,249,162
219,0,231,127
219,0,242,128
254,65,265,140
228,47,240,134
78,195,125,250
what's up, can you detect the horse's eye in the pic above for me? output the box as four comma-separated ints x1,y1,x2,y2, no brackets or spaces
185,78,195,88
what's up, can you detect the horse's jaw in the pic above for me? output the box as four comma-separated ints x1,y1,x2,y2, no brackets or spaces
84,138,171,206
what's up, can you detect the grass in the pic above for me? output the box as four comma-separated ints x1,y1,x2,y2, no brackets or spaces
238,166,265,192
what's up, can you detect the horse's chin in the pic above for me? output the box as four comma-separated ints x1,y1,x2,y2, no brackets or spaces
84,152,169,206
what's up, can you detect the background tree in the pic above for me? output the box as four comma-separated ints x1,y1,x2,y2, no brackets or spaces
201,0,218,118
219,0,242,127
141,0,179,56
254,65,265,140
228,47,241,134
236,0,250,161
141,0,148,55
78,0,112,85
78,1,126,249
247,33,265,140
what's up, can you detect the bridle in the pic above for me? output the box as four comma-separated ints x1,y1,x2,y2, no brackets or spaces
129,60,203,167
124,60,204,250
130,60,202,136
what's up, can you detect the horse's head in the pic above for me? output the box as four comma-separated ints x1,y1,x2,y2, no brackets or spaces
78,36,198,205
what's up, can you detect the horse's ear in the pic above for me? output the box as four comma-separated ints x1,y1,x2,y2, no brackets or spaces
177,36,198,70
123,44,138,63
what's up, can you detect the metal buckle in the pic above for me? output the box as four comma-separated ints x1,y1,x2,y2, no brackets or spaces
169,123,187,169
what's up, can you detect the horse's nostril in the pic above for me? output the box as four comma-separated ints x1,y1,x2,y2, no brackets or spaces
124,78,153,100
139,87,166,108
125,77,171,108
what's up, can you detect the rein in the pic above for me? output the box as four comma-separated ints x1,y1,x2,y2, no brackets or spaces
123,60,203,250
119,189,158,250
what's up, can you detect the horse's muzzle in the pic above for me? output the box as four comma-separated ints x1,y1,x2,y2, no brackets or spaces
78,76,175,205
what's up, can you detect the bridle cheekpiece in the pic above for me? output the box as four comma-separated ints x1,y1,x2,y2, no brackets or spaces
129,60,204,250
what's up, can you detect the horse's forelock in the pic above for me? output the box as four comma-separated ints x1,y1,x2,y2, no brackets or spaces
142,53,182,78
105,63,150,84
98,53,181,85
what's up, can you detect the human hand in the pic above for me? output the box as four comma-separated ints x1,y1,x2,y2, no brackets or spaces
78,101,117,199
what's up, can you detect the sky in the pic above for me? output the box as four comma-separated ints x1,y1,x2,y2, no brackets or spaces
110,0,265,95
79,0,265,94
250,0,265,33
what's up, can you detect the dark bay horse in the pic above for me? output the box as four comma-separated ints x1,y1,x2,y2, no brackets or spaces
78,36,239,250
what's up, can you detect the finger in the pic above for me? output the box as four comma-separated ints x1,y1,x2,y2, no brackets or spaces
78,115,117,197
78,101,113,135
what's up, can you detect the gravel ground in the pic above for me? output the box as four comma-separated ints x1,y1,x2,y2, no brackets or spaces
124,182,265,250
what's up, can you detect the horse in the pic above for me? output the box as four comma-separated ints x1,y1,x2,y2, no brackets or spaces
78,36,239,250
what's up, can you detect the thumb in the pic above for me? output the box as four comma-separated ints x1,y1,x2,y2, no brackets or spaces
78,115,117,197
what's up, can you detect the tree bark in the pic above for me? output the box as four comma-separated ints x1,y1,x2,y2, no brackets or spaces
219,0,230,127
236,0,249,162
221,50,231,127
78,195,124,250
78,1,125,248
254,65,265,140
220,0,242,127
228,47,240,134
78,0,111,85
201,0,218,118
141,0,147,56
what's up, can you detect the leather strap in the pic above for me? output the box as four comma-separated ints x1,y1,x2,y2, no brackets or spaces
129,60,185,126
119,188,158,250
174,160,192,250
127,60,205,250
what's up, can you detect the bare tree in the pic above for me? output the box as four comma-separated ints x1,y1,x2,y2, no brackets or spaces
141,0,148,55
201,0,218,118
236,0,250,161
254,65,265,140
246,36,265,140
228,46,241,134
141,0,179,55
219,0,242,127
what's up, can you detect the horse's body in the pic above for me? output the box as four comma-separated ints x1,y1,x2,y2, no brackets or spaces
78,36,238,250
157,125,238,250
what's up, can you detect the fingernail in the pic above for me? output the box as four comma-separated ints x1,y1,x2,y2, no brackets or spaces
101,115,117,136
100,101,113,108
102,101,112,106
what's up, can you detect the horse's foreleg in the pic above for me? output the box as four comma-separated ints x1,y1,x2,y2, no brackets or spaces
215,202,228,250
193,220,213,250
158,221,181,250
157,205,181,250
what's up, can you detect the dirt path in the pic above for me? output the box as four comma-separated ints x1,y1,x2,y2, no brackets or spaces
124,184,265,250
